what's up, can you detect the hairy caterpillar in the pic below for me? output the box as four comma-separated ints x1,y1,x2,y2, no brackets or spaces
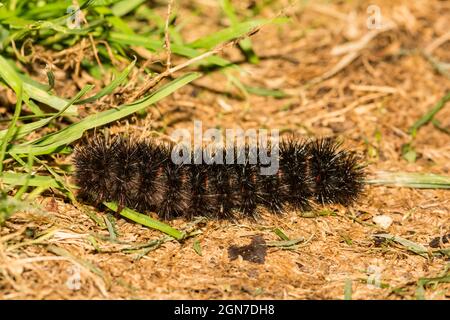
73,135,365,219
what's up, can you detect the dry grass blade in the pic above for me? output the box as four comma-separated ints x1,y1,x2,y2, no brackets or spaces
46,245,109,297
367,171,450,189
373,233,429,258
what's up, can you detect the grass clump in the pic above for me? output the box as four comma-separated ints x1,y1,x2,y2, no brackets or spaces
0,0,269,230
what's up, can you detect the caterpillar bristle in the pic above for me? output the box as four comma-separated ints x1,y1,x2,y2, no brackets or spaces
73,135,365,220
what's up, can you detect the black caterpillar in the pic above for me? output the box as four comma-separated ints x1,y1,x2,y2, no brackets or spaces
73,135,365,219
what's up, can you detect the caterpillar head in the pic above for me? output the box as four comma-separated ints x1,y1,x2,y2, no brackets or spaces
308,138,365,205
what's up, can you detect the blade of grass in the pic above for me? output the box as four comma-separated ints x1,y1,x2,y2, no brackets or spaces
193,239,202,256
244,85,289,98
33,156,76,202
189,19,267,49
13,150,33,200
418,274,450,287
367,171,450,189
0,84,93,144
416,269,450,300
104,214,117,242
224,70,249,99
22,80,79,115
1,172,61,188
104,202,184,240
220,0,259,64
0,118,54,142
3,0,96,45
344,279,353,300
24,97,45,116
266,238,305,248
27,186,48,200
0,113,59,122
373,233,429,258
135,5,165,29
273,228,290,241
46,244,109,296
109,32,231,67
75,58,136,104
0,54,77,116
0,192,30,225
432,119,450,135
8,72,201,155
7,229,58,251
106,15,135,34
409,91,450,135
0,83,22,173
111,0,146,17
0,55,22,93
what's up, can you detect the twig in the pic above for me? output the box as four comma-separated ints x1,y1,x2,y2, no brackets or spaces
89,36,103,72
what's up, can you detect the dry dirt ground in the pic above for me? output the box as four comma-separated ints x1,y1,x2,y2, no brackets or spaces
1,0,449,299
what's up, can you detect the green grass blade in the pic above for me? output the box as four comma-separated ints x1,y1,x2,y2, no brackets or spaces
0,85,93,143
193,239,202,256
43,85,94,122
189,20,266,49
220,0,259,64
109,31,160,51
0,84,22,173
432,119,450,135
106,15,135,34
75,58,136,104
273,228,290,241
24,98,45,116
220,0,239,25
8,72,201,155
22,80,78,115
109,32,231,67
409,91,450,135
0,55,22,93
13,151,34,200
33,156,76,202
0,59,61,115
104,202,184,240
111,0,146,17
0,172,61,188
0,118,52,142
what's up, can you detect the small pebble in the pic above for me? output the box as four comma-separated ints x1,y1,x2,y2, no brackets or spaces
373,215,393,229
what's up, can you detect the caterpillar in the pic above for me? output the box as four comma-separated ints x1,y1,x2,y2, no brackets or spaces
73,135,365,220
